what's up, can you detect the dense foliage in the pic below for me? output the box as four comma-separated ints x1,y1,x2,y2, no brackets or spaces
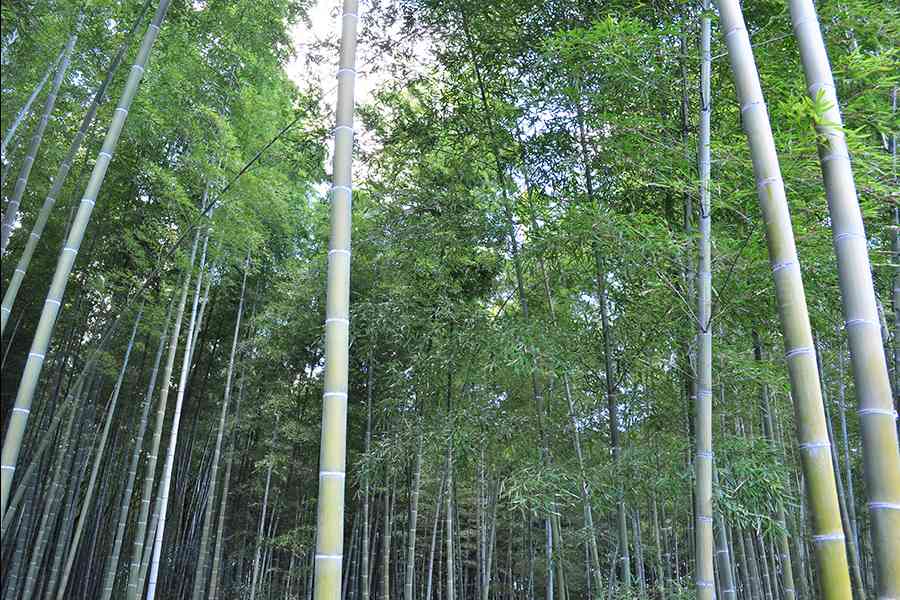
0,0,897,599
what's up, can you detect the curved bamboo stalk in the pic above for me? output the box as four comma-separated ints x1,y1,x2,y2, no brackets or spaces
789,3,900,595
714,1,852,597
0,0,153,335
313,1,359,598
0,16,80,253
0,0,173,517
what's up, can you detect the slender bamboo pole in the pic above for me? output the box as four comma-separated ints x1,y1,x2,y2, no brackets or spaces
125,232,198,600
0,0,173,517
404,427,423,600
313,1,359,598
0,44,63,166
208,360,246,600
694,2,714,597
251,431,277,600
361,354,374,600
192,251,250,600
145,229,210,600
714,1,852,596
0,16,81,253
789,4,900,595
54,308,143,599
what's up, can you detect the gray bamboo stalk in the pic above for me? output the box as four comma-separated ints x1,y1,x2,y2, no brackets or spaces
694,3,714,598
446,447,455,600
145,229,209,600
54,307,143,599
192,251,250,600
0,18,80,253
426,466,447,600
381,476,392,600
816,342,865,598
714,1,852,596
3,476,37,598
99,293,174,600
125,231,198,600
313,1,359,598
250,439,276,600
45,441,89,599
0,0,152,335
836,342,860,557
361,355,374,600
712,465,736,600
404,427,423,600
0,44,62,168
0,0,173,517
208,362,244,600
789,3,900,595
652,497,665,597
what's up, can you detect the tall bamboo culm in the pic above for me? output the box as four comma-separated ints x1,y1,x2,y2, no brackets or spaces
694,2,714,597
714,1,852,597
0,15,80,254
145,229,210,600
789,2,900,596
0,44,63,167
100,291,175,600
0,0,153,335
0,0,173,518
192,251,250,600
125,231,198,600
313,0,359,599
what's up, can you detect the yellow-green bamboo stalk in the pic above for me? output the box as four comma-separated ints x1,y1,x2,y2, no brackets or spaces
694,2,714,598
789,2,900,595
714,1,851,597
313,1,359,598
0,0,153,335
0,0,172,518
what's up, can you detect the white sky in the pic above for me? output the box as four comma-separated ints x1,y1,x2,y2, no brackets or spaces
284,0,433,181
285,0,383,106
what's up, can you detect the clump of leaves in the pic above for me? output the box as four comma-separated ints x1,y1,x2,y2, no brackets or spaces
715,434,794,534
502,461,580,516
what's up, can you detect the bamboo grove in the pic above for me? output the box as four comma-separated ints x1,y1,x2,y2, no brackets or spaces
0,0,897,599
